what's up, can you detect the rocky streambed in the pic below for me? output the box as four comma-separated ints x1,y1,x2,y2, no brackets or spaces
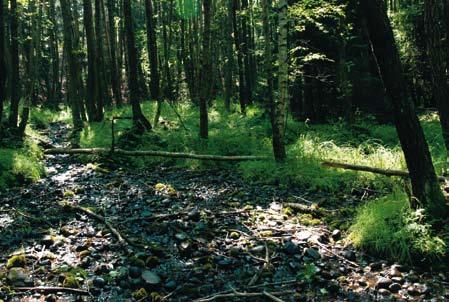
0,123,449,301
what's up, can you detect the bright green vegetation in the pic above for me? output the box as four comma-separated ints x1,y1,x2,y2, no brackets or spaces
349,190,447,263
0,128,45,191
80,102,446,193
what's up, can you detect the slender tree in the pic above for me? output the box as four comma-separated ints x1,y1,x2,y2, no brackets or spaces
123,0,152,131
424,0,449,154
145,0,161,125
361,0,448,219
60,0,83,132
8,0,20,128
83,0,100,121
199,0,212,139
107,0,122,105
272,0,288,161
0,0,5,123
48,0,60,108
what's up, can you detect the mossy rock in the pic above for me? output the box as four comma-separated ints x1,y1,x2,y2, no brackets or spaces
132,288,148,300
63,190,75,198
6,255,26,269
229,231,240,239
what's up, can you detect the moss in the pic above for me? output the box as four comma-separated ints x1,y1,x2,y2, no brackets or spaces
154,183,177,196
229,232,240,239
132,288,148,300
63,274,80,288
63,190,75,198
6,255,26,269
298,214,322,226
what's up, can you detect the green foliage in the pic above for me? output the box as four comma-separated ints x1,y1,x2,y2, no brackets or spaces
29,107,70,129
0,133,45,191
349,190,447,263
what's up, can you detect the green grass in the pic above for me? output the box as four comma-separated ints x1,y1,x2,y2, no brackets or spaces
0,127,45,191
77,101,449,194
348,190,447,263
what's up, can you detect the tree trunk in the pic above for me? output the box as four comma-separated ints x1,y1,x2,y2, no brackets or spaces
232,0,247,114
8,0,20,128
83,0,100,121
123,0,152,131
0,0,5,125
424,0,449,153
199,0,212,139
48,0,60,109
107,0,122,105
262,0,274,123
60,0,83,132
145,0,161,125
223,0,234,111
272,0,288,161
360,0,448,219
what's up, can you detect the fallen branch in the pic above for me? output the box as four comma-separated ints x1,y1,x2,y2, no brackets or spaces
322,161,447,182
45,148,268,161
61,202,141,248
13,286,89,296
263,291,287,302
193,290,295,302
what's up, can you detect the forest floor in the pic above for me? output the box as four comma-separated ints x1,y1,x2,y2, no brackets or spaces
1,123,449,302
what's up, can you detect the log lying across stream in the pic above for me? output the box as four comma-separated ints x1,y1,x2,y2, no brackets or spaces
44,148,268,161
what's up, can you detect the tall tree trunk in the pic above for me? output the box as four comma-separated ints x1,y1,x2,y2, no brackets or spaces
83,0,100,121
199,0,212,139
94,0,106,118
0,0,5,125
223,0,234,111
232,0,247,114
107,0,122,105
60,0,83,132
145,0,161,125
8,0,20,128
48,0,60,109
424,0,449,154
361,0,448,219
272,0,288,161
262,0,274,123
123,0,152,131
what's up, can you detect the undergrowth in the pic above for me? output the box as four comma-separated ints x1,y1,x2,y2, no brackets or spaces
349,190,447,263
0,127,45,191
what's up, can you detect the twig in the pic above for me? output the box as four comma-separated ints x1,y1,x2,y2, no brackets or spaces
314,241,359,268
60,202,142,248
13,286,89,295
192,290,295,302
263,291,287,302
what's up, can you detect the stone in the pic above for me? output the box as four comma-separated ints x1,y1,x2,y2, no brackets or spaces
331,229,341,240
378,288,391,296
407,283,429,296
390,266,402,277
142,270,161,285
376,277,393,289
93,277,106,288
304,247,321,260
164,280,177,290
7,268,33,287
296,230,312,241
389,283,402,293
284,242,301,255
369,262,383,271
342,250,356,261
128,266,142,278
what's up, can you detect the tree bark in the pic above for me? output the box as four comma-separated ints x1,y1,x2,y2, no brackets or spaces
360,0,448,219
199,0,212,139
272,0,288,162
60,0,83,131
0,0,5,124
123,0,152,131
424,0,449,153
8,0,20,128
83,0,100,121
107,0,122,105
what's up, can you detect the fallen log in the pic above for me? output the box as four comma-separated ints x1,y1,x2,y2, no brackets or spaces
44,148,268,161
322,161,447,182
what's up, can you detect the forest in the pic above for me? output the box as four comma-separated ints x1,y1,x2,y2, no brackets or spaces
1,0,449,301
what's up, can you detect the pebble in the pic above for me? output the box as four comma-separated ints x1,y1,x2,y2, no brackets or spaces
376,277,393,289
304,247,321,260
93,277,106,288
128,266,142,278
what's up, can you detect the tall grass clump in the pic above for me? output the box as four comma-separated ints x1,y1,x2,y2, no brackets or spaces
349,190,447,263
